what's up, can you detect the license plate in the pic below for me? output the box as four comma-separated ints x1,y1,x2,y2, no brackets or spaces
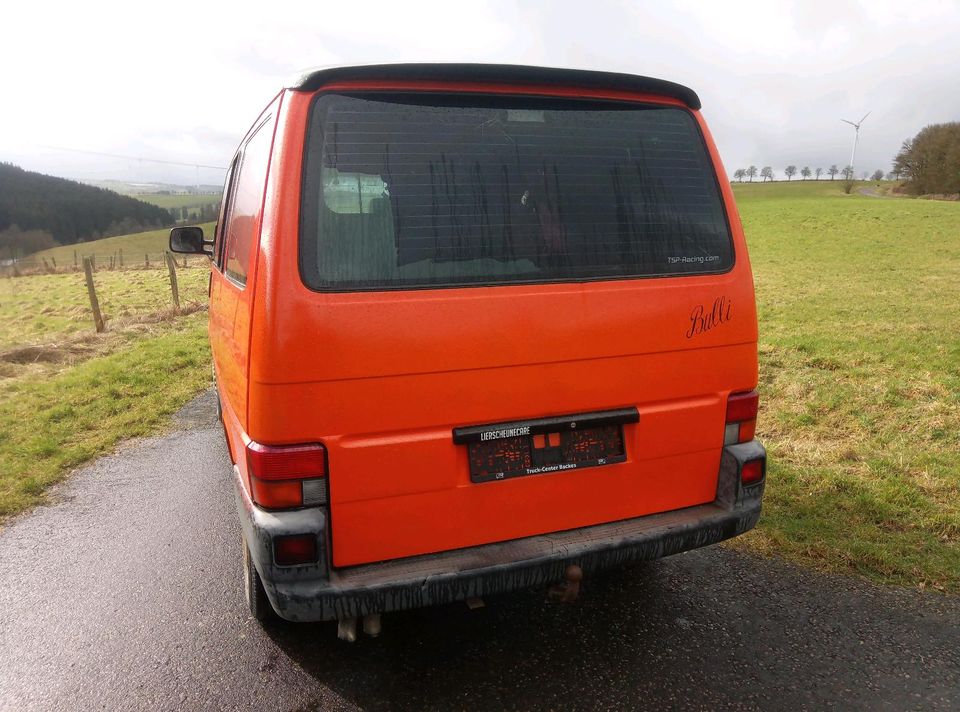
452,408,638,483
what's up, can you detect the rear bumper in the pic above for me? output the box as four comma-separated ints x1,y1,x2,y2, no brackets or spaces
236,440,766,622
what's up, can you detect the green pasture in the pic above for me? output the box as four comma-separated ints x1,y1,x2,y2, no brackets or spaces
30,222,215,267
0,265,209,352
733,180,960,591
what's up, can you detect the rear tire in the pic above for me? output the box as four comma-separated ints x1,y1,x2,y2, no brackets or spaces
243,540,276,624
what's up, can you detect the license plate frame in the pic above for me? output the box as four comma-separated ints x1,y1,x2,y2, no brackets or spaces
453,408,639,484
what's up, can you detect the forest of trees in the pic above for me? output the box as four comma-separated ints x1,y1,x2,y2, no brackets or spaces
0,163,174,246
893,122,960,195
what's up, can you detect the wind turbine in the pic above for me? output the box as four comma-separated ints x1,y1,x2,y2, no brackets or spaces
841,112,871,176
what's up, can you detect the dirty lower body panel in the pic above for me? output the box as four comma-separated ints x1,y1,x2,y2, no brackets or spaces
235,440,765,622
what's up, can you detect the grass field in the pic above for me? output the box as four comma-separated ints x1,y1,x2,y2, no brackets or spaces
733,179,871,196
0,266,209,354
1,233,213,515
134,193,221,222
134,193,222,211
29,222,216,267
1,181,958,594
732,180,960,591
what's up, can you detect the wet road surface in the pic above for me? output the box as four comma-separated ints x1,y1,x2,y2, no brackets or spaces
1,391,958,711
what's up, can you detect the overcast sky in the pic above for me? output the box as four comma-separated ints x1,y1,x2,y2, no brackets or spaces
2,0,958,187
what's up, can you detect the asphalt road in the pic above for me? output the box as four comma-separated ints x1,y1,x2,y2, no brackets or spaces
1,390,958,711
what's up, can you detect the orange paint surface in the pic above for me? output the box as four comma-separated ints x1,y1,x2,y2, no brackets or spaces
211,80,759,567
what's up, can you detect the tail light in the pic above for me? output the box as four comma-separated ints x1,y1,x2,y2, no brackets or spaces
725,390,759,445
274,534,319,566
246,441,327,509
741,458,765,486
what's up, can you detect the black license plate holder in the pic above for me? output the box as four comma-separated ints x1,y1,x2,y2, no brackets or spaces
453,408,638,484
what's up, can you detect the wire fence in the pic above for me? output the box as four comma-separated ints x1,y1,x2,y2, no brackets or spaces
0,252,210,360
1,251,209,277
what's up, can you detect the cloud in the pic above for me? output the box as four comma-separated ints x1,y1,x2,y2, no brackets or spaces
2,0,957,183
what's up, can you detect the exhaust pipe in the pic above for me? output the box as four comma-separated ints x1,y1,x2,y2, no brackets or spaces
548,564,583,603
337,614,382,641
337,617,357,642
362,613,381,637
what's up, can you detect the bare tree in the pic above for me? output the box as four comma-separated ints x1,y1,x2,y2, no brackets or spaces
842,165,854,180
760,166,774,182
871,169,885,181
746,165,758,182
828,165,839,180
784,165,797,181
0,225,58,262
815,167,823,180
892,138,914,184
733,168,746,182
801,166,811,180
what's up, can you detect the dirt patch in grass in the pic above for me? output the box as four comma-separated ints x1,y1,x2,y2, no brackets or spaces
120,302,206,325
0,303,208,381
1,343,94,365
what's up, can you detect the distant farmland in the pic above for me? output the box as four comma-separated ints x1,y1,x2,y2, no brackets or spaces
125,193,222,223
134,193,222,211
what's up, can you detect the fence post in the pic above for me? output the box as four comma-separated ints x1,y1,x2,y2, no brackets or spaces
83,257,105,333
164,251,180,309
145,253,150,268
119,248,123,267
74,250,78,268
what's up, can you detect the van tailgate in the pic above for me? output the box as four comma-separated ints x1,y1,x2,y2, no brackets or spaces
248,275,756,567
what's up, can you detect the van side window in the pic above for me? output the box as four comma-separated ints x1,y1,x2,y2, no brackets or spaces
222,116,274,286
214,157,239,271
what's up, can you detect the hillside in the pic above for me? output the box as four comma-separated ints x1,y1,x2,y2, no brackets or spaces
0,163,174,245
33,222,216,266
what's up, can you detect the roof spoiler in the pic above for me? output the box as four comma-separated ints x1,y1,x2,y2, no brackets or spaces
285,63,701,110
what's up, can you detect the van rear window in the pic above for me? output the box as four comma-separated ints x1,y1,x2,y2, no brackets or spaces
300,93,732,291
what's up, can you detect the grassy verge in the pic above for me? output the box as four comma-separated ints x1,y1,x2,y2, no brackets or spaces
0,313,210,517
732,182,960,591
1,260,214,519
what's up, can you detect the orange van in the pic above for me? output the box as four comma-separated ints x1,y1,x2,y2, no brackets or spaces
171,63,766,640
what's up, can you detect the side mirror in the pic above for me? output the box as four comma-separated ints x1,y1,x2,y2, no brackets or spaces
170,226,213,256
